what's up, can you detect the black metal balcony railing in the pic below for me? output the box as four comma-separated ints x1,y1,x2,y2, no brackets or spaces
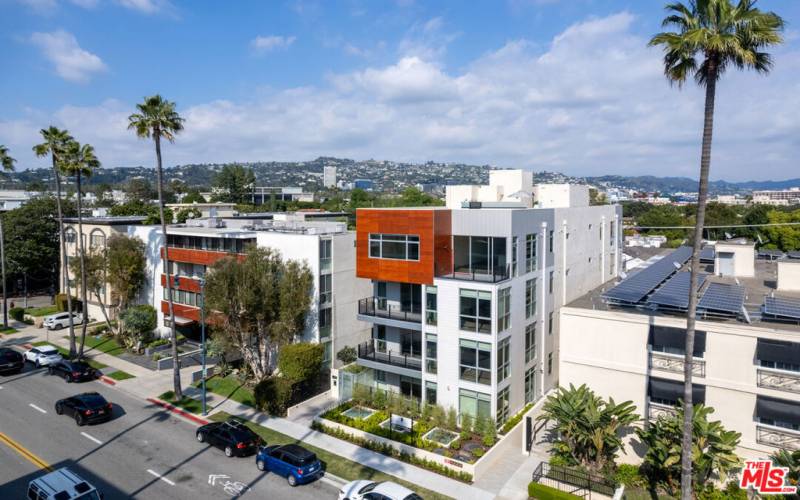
358,297,422,323
357,341,422,371
440,264,511,283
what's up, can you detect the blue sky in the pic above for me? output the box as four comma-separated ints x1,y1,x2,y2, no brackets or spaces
2,0,799,181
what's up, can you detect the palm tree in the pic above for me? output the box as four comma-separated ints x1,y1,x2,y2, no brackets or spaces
33,127,79,357
128,95,185,400
771,449,800,488
649,1,784,496
62,140,101,357
0,145,16,328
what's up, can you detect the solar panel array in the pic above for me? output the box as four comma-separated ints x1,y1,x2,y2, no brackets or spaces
602,246,693,305
648,271,707,310
763,296,800,321
697,282,745,315
758,249,784,260
699,247,715,263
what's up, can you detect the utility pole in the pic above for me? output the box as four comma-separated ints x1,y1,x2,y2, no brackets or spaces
0,216,7,328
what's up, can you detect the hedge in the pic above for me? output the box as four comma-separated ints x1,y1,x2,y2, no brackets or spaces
9,307,25,322
278,343,323,382
254,376,294,416
528,482,582,500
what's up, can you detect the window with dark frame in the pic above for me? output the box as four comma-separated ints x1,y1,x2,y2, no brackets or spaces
368,233,420,261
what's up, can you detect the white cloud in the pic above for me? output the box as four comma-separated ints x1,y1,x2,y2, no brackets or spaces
30,30,107,83
17,0,58,13
69,0,98,7
5,12,800,181
398,16,460,60
116,0,170,14
251,35,297,53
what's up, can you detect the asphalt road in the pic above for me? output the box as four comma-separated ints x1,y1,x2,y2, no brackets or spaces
0,358,340,499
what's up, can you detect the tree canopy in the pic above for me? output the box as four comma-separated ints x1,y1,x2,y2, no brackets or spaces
212,164,256,204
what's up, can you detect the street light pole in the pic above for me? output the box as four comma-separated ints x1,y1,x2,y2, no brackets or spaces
199,277,207,416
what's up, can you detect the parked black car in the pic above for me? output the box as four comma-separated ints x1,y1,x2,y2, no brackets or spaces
0,348,24,375
55,392,113,426
196,419,261,457
48,360,98,383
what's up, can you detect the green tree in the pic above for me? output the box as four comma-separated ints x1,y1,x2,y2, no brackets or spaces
128,95,186,400
762,209,800,251
636,403,742,496
92,183,115,208
33,127,79,357
336,345,357,365
119,304,156,350
741,203,770,242
62,140,101,357
536,384,639,472
348,188,372,210
650,3,784,496
125,178,155,203
0,146,15,327
181,189,206,204
203,246,312,381
176,207,201,223
770,449,800,489
106,233,147,321
277,343,324,382
212,164,255,204
108,199,172,225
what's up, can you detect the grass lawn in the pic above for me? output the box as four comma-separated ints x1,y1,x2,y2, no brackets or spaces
210,411,451,500
0,326,18,334
107,370,135,381
25,305,58,317
31,342,108,369
158,391,205,414
65,334,125,356
197,375,255,407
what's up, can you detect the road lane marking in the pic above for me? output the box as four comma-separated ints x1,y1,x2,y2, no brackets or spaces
80,432,103,445
0,432,53,472
147,469,176,486
29,403,47,414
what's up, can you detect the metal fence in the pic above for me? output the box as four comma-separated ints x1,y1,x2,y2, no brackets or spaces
531,462,617,499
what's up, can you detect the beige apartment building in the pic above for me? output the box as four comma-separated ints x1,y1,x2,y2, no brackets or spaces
560,241,800,460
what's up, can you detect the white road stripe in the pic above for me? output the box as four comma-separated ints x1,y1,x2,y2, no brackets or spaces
147,469,175,486
80,432,103,445
29,403,46,414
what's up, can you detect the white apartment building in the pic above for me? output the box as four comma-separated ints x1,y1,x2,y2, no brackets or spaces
560,242,800,460
752,187,800,206
323,166,337,189
353,173,622,425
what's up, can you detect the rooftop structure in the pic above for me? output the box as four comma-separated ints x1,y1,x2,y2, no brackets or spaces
752,187,800,206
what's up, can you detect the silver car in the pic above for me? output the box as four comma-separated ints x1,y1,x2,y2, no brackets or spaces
43,312,84,330
24,345,63,367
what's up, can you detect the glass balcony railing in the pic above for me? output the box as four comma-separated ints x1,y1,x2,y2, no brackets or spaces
357,341,422,371
358,297,422,323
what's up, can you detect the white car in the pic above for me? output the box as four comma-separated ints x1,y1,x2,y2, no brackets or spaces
24,345,63,367
43,312,84,330
338,480,423,500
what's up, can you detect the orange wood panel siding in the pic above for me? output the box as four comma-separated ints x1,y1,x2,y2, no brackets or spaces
356,209,451,285
160,301,200,322
161,247,244,267
160,274,202,293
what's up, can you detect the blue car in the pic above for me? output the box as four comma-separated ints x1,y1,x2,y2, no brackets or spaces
255,444,322,486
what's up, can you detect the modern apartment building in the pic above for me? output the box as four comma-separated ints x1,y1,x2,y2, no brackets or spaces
560,241,800,460
353,172,621,425
752,187,800,206
155,214,371,367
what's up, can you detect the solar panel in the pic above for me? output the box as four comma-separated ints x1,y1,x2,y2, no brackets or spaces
603,246,693,304
699,247,715,263
763,296,800,321
787,251,800,260
758,249,784,260
648,271,707,310
697,282,745,315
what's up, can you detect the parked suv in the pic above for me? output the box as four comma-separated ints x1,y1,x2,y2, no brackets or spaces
55,392,113,426
0,347,24,375
196,419,261,457
256,444,322,486
48,360,98,383
43,312,84,330
24,345,63,367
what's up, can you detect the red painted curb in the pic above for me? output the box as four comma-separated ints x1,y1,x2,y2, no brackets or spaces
147,397,210,426
99,376,116,386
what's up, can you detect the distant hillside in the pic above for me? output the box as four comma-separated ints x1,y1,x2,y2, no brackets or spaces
584,175,800,195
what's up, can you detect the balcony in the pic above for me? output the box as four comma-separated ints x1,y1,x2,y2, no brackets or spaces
358,297,422,324
757,425,800,451
649,351,706,378
357,341,422,371
438,265,511,283
647,401,678,421
757,368,800,395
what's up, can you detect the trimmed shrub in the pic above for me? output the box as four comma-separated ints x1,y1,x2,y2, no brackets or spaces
9,307,25,322
446,407,458,431
254,377,294,416
613,464,645,488
278,343,324,382
528,482,582,500
336,345,357,364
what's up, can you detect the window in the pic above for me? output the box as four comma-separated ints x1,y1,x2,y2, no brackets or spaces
368,233,420,260
65,229,76,243
459,389,491,420
426,333,438,374
760,359,800,372
525,366,536,403
459,289,492,333
511,236,518,276
497,288,511,332
548,312,554,335
375,325,386,353
376,282,387,309
89,231,105,249
497,387,510,424
319,274,332,305
319,239,332,272
375,369,386,383
426,381,438,405
549,271,554,294
525,323,536,363
547,352,553,375
525,234,537,273
548,230,554,253
163,288,199,307
319,308,332,339
426,286,438,326
525,279,536,318
497,338,510,382
610,222,616,246
459,339,492,385
322,341,331,367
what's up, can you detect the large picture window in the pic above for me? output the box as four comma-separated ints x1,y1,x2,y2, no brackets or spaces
497,288,511,332
459,389,490,420
497,337,510,382
459,289,491,333
459,339,491,385
525,279,536,318
525,322,536,363
525,366,536,403
497,387,510,424
368,233,420,260
525,234,537,273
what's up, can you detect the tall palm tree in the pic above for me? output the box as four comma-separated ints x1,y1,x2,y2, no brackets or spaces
0,145,16,328
33,127,78,357
62,140,101,357
128,95,185,400
649,1,784,497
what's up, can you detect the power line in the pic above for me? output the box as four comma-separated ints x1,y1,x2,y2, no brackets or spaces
629,222,800,230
